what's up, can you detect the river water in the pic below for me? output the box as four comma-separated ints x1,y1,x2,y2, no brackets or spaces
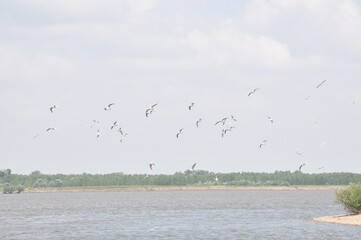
0,190,359,239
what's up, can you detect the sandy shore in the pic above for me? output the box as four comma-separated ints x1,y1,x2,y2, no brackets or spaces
23,185,344,193
313,214,361,226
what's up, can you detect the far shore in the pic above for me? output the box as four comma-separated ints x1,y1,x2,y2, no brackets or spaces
22,185,345,193
313,214,361,226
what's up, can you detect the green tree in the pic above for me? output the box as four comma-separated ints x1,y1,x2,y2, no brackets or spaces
336,184,361,213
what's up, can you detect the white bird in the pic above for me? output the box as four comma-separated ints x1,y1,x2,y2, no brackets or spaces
298,163,306,171
50,105,57,113
111,121,118,130
33,134,40,139
189,163,197,171
222,126,236,137
188,102,195,111
214,176,219,182
215,117,228,126
248,88,260,97
104,103,115,111
146,103,158,117
316,80,326,89
46,127,56,131
196,118,202,128
267,116,274,123
259,139,267,148
93,119,100,124
231,115,237,121
176,128,184,138
118,127,123,135
296,147,302,156
96,130,100,138
149,162,157,170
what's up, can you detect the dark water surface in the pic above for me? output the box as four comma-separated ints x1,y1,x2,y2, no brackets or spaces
1,190,359,239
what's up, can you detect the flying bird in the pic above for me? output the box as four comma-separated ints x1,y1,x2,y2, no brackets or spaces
96,130,100,138
316,80,326,89
214,176,219,182
104,103,115,111
146,103,158,117
231,115,237,121
296,147,302,156
188,102,195,111
46,127,56,131
33,134,40,139
298,163,306,171
215,117,228,126
149,162,157,170
222,126,236,137
267,116,274,123
196,118,202,127
248,88,260,97
259,139,267,148
93,119,100,124
189,163,197,171
111,121,118,130
50,105,57,113
176,128,184,138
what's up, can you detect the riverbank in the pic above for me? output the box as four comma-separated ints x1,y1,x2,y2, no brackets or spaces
23,185,344,193
313,214,361,226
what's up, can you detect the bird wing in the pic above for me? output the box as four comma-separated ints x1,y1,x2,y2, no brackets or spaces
108,103,115,108
299,164,305,171
191,163,197,170
316,80,326,88
151,103,158,108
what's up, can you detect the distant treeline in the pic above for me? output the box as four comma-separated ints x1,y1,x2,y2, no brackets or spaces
1,169,361,188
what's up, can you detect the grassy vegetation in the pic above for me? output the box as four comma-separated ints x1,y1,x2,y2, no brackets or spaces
336,184,361,214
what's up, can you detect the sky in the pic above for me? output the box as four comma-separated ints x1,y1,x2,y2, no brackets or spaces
1,0,361,175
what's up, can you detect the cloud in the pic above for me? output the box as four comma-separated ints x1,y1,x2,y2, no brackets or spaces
0,42,77,83
22,0,157,18
242,0,361,54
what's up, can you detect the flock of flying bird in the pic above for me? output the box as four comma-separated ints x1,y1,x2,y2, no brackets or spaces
35,79,331,173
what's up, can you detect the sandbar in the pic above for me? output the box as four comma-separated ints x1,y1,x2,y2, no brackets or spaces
313,214,361,226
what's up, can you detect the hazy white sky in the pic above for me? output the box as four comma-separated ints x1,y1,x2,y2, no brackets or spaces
1,0,360,174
